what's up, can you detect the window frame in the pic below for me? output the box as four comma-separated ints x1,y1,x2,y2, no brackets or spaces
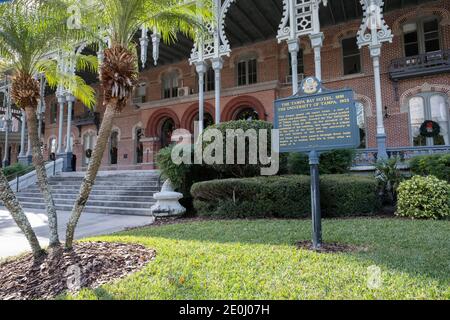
402,16,442,57
161,71,180,99
341,36,363,76
236,56,258,87
355,101,368,149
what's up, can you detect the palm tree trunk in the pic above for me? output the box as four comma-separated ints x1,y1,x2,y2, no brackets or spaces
0,169,43,258
65,105,116,249
24,106,60,248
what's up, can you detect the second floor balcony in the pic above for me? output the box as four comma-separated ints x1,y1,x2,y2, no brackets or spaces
389,49,450,81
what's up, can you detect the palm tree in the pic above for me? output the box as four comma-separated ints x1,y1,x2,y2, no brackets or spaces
65,0,211,249
0,0,96,250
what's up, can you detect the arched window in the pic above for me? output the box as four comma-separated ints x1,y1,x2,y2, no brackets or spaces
355,102,367,148
160,118,175,148
237,55,257,86
109,131,119,165
191,112,214,134
135,128,144,164
162,71,179,99
234,107,260,121
403,17,440,57
409,93,449,146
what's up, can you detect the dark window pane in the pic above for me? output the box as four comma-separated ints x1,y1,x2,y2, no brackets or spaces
343,56,361,75
425,39,440,53
248,59,257,85
423,19,438,33
289,49,304,75
404,31,418,44
237,61,246,86
405,43,419,57
342,38,359,56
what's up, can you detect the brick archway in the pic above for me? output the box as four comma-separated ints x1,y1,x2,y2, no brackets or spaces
181,102,215,131
222,95,267,122
145,108,181,137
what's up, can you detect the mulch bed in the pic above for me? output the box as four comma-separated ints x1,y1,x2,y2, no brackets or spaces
296,241,367,253
0,242,155,300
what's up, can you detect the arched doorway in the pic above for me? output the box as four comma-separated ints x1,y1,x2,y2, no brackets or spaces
234,106,260,121
135,127,144,164
109,131,119,165
160,118,175,148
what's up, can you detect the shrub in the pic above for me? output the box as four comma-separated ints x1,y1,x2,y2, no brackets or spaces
191,174,380,218
320,174,381,216
375,157,404,204
2,163,34,181
410,154,450,183
156,144,218,212
286,149,355,175
397,175,450,220
201,120,274,178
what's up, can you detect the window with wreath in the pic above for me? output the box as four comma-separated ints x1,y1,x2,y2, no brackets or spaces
237,57,257,86
409,93,449,147
403,17,440,57
342,37,362,75
135,128,144,164
162,71,179,99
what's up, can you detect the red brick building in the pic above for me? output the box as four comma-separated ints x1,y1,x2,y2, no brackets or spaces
40,0,450,171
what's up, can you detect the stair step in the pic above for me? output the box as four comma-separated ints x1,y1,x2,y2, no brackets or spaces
16,202,154,216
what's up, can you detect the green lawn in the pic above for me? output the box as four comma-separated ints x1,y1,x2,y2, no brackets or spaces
65,218,449,300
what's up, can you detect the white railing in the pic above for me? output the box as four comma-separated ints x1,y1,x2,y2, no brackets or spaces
8,158,64,192
352,145,450,170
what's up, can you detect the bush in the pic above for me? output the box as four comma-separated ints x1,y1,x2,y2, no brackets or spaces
2,163,34,181
191,174,380,218
156,144,218,212
286,149,355,175
375,157,404,204
410,154,450,183
201,120,274,177
397,175,450,220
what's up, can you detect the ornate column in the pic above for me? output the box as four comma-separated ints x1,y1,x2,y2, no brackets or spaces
195,61,207,134
65,94,74,153
56,93,65,155
287,39,300,94
212,57,223,124
357,0,393,160
309,32,324,81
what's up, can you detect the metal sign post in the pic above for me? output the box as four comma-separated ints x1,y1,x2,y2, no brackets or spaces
274,76,360,249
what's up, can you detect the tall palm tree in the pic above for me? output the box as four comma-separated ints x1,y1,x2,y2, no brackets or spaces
65,0,211,249
0,0,96,250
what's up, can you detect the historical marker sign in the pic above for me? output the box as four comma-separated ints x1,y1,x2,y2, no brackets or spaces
274,77,360,249
274,77,360,153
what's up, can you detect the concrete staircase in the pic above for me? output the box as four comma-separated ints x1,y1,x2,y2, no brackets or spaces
11,171,160,216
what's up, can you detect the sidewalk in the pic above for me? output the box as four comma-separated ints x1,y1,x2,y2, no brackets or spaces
0,209,153,259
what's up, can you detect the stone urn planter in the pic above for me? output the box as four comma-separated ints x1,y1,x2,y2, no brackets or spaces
151,179,186,217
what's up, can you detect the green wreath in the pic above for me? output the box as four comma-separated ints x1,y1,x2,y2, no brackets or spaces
420,120,440,138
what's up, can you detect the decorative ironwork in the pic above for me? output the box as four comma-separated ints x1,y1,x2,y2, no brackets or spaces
277,0,327,43
357,0,392,49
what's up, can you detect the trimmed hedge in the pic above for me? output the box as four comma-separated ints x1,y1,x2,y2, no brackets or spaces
286,149,355,175
397,175,450,220
191,174,380,218
409,154,450,183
